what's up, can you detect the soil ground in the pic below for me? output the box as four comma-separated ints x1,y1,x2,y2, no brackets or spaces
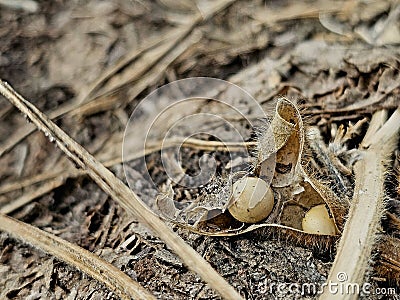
0,1,399,299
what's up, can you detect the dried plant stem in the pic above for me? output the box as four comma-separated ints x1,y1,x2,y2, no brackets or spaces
320,107,400,300
0,80,243,300
0,138,254,214
149,136,256,152
0,213,155,300
0,137,253,194
360,109,388,148
0,0,238,158
0,174,67,214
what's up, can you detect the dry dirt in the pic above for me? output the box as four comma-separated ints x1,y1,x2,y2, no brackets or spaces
0,1,400,299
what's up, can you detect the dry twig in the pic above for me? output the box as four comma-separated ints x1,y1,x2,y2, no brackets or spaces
0,137,254,214
0,0,238,157
0,213,155,300
0,79,243,300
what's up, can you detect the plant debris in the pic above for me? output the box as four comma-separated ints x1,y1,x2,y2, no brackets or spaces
157,98,348,252
0,1,400,299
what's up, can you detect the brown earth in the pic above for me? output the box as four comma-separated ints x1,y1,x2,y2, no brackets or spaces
0,1,399,299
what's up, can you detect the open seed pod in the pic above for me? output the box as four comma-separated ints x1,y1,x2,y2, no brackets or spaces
156,98,349,250
263,98,304,188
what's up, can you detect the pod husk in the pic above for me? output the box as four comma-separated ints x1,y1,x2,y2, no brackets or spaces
157,98,349,250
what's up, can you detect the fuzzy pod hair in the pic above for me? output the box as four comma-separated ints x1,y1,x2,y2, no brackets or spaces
157,98,349,256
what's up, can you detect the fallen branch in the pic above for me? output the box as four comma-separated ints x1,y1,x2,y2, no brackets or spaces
0,79,243,299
